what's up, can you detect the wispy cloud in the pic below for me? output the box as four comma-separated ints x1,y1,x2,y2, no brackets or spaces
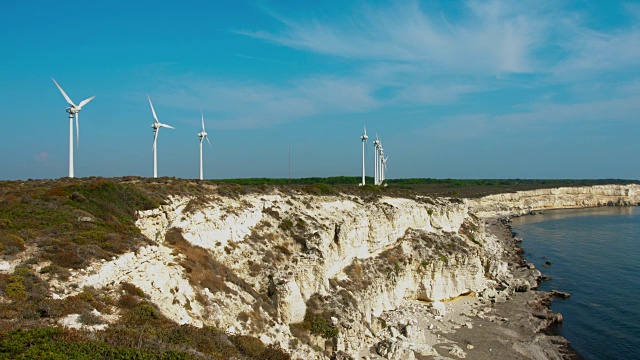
149,75,378,129
150,1,640,131
551,24,640,80
240,0,549,75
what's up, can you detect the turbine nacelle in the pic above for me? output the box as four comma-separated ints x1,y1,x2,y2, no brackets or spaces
65,106,81,114
198,131,208,138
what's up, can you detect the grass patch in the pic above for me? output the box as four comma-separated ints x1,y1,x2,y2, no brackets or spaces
164,228,260,301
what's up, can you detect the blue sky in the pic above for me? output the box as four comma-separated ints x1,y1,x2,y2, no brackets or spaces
1,0,639,180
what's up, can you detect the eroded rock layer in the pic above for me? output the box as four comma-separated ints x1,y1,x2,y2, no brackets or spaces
470,184,640,217
48,190,528,359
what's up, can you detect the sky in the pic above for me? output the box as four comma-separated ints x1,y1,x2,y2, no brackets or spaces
1,0,639,180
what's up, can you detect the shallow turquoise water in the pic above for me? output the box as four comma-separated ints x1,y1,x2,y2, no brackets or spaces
510,207,640,359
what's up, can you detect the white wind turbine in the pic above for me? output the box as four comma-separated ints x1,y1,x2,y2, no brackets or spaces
147,95,175,178
381,155,389,184
198,111,212,180
359,126,368,186
51,78,95,178
378,145,384,185
373,134,381,185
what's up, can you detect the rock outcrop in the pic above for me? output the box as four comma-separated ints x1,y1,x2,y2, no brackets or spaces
470,184,640,217
49,188,546,358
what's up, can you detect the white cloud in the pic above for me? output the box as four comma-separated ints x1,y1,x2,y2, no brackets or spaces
240,0,549,75
149,75,378,129
498,96,640,125
146,1,640,131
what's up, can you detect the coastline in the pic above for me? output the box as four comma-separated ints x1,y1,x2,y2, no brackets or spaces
4,178,633,359
358,215,584,360
493,216,583,360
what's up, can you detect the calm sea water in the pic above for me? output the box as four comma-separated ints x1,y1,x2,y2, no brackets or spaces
510,207,640,359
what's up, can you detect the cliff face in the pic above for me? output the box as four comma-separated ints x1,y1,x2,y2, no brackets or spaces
52,190,518,358
470,184,640,217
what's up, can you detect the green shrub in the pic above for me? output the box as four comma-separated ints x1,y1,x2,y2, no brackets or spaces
126,303,162,323
230,335,265,357
309,314,339,338
303,183,336,195
121,282,145,298
5,279,26,300
77,291,95,303
79,310,103,325
0,327,193,359
38,265,70,280
0,219,12,230
278,219,293,232
0,233,25,255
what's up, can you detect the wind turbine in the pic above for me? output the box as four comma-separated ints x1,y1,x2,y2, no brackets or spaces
381,155,388,184
373,134,381,185
198,111,212,180
51,78,95,178
360,126,368,186
147,95,175,178
378,145,384,185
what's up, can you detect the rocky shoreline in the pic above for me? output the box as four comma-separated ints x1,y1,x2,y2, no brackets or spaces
355,217,581,360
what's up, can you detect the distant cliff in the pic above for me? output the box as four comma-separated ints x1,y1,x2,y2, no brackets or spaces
469,184,640,218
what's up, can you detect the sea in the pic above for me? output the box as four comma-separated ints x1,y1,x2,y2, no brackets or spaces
510,206,640,360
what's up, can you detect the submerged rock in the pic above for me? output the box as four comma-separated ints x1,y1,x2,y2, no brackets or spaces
551,290,571,299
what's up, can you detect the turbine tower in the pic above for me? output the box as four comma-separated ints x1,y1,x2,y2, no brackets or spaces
381,156,388,184
198,111,212,180
360,126,368,186
147,95,175,178
378,145,384,185
373,134,381,185
52,78,95,178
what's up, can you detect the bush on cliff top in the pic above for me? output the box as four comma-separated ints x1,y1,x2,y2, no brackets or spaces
0,326,290,360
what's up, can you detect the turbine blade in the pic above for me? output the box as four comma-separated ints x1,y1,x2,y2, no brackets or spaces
206,135,212,148
52,78,76,106
364,125,367,136
160,123,174,129
147,95,159,123
78,96,95,108
201,110,206,131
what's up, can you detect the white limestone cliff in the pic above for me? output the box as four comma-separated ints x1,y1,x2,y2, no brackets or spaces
51,190,520,358
470,184,640,217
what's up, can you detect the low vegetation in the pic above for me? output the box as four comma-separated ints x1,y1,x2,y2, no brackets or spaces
216,176,640,198
0,175,635,357
0,325,290,359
